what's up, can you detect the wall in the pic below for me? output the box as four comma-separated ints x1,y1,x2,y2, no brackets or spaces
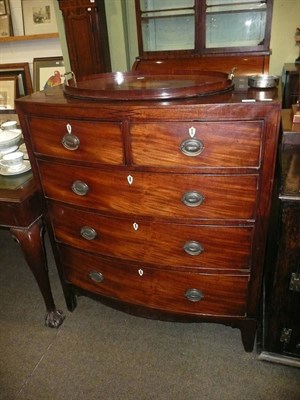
269,0,300,75
104,0,128,71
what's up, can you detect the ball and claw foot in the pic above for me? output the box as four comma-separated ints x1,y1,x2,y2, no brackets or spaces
45,309,65,328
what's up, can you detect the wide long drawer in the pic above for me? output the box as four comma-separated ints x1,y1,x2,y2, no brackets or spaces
28,117,124,165
50,203,253,270
39,161,258,220
130,121,263,168
60,245,249,317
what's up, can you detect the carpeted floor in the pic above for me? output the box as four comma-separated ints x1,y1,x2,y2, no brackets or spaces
0,228,299,400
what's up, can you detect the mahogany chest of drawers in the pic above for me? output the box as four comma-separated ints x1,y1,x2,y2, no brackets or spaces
16,83,281,352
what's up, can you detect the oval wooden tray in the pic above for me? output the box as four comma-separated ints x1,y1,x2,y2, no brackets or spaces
63,71,234,101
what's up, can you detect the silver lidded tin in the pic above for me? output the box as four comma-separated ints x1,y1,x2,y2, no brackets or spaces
248,75,279,89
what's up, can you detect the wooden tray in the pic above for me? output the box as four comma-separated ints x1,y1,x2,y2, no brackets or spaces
63,71,234,101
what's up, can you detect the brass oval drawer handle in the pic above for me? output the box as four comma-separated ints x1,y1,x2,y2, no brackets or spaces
61,133,80,150
89,271,104,283
180,138,204,157
80,226,97,240
183,240,204,256
185,288,204,302
182,191,204,207
72,180,89,196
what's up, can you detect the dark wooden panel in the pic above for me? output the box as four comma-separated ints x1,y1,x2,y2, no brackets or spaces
132,55,269,75
58,0,111,79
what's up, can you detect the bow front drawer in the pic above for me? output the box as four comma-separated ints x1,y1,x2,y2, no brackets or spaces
50,203,253,270
60,245,249,317
39,161,258,220
28,117,124,165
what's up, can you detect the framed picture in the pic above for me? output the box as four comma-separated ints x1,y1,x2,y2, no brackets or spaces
0,0,11,15
0,63,33,96
0,76,17,110
22,0,58,35
33,57,65,92
0,0,7,15
4,0,10,13
0,13,11,36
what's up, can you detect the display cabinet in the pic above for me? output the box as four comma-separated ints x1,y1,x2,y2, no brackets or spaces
58,0,111,80
133,0,273,75
258,110,300,367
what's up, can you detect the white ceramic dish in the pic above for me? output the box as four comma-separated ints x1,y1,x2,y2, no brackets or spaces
0,160,31,176
0,145,19,157
1,121,17,130
0,129,22,152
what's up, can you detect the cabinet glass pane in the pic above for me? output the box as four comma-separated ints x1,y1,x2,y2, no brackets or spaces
139,0,194,11
206,0,267,48
140,0,195,52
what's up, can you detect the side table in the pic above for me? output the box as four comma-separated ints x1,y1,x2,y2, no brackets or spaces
0,169,65,328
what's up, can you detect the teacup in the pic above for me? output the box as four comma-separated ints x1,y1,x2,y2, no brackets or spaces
0,151,24,172
1,121,17,131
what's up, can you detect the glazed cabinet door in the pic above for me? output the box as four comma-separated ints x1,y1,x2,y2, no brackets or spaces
58,0,111,79
135,0,273,58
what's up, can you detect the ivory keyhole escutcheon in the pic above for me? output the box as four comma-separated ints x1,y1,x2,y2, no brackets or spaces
189,126,196,137
67,123,72,134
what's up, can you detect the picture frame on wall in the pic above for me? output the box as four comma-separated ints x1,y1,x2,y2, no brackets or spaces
0,63,33,96
0,0,14,36
22,0,58,35
33,57,65,92
0,14,9,36
1,0,11,15
0,0,7,15
0,76,17,110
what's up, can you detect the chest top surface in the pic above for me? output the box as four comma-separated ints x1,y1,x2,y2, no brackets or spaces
16,80,281,116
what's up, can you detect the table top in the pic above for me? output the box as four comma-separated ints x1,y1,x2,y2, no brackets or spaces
0,170,35,202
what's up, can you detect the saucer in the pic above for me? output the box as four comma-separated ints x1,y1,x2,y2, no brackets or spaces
0,160,31,176
18,143,29,159
0,145,19,156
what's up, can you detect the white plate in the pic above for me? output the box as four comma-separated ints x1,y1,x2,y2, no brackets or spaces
0,160,31,176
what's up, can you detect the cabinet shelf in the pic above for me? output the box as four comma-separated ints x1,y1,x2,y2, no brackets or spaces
0,32,59,43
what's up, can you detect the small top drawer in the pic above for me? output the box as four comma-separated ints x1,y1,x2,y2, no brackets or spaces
130,121,263,168
28,117,124,165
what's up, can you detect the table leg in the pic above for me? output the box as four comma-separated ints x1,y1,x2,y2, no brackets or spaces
10,217,65,328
